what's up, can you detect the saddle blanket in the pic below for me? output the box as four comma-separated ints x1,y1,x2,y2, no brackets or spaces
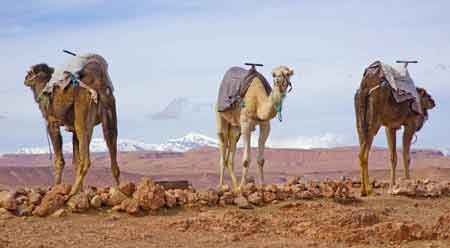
381,63,422,114
217,66,271,112
46,53,114,92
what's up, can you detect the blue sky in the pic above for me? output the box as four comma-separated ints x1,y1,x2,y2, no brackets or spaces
0,0,449,153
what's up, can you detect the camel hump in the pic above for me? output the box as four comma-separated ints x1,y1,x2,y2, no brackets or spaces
217,66,271,112
48,53,114,92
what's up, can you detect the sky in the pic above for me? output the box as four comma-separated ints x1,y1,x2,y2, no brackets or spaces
0,0,449,153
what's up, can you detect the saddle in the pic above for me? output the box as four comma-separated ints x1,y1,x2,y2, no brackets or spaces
363,61,422,115
217,66,271,112
43,54,114,95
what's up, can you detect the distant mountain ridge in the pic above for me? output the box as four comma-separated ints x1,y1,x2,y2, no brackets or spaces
16,132,219,154
150,97,212,120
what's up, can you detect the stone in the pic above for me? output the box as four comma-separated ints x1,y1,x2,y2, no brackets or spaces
432,214,450,239
234,195,253,209
51,184,72,196
133,178,166,210
14,187,28,196
247,191,263,206
0,191,17,210
186,191,198,204
107,187,128,206
173,189,188,205
32,192,65,217
242,183,258,194
207,190,219,206
67,192,90,212
291,184,307,193
390,180,416,196
286,176,300,186
276,191,289,201
90,195,102,209
165,191,177,208
16,204,33,217
219,192,235,206
424,183,443,197
264,184,278,193
294,191,314,200
51,209,67,218
119,182,136,197
0,208,14,219
28,189,43,205
263,191,277,203
99,192,110,205
121,198,140,214
85,186,98,199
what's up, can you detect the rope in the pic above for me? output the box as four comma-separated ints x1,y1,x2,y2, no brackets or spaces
273,93,286,122
44,121,53,161
412,134,418,145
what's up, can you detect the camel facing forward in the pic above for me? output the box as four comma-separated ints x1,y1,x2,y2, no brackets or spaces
24,57,120,198
216,65,294,191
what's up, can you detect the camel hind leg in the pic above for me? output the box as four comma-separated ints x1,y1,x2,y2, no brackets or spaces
386,127,398,187
216,112,239,190
101,100,120,186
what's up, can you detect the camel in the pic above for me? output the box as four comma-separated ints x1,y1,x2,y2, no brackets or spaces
24,58,120,198
216,65,294,191
354,62,435,196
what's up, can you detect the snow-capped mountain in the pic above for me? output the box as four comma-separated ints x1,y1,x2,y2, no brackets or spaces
440,148,450,157
16,133,218,154
150,97,212,120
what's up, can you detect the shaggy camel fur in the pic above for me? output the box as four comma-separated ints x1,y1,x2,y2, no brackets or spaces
24,61,120,198
354,64,435,196
216,66,294,191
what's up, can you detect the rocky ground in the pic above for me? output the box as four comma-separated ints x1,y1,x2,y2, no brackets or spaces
1,177,450,248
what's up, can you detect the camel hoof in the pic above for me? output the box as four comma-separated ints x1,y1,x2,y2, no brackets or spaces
217,184,231,192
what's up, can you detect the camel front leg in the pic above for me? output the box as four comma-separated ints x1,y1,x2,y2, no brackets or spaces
239,124,252,189
256,122,270,188
386,127,398,187
402,125,415,180
358,133,375,197
47,123,65,185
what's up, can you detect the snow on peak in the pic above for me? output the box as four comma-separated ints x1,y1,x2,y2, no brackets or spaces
16,133,218,155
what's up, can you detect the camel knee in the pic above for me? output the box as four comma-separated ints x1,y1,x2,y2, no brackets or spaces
242,159,250,168
257,158,265,168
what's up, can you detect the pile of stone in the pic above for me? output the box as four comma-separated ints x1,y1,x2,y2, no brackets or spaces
389,179,450,197
0,176,361,218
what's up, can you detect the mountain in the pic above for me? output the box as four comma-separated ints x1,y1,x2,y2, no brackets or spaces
440,148,450,157
16,132,218,154
150,97,212,120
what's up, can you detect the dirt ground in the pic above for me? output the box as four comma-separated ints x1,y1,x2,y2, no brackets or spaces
2,193,450,248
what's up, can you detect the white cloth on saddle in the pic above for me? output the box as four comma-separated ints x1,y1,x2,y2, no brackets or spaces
381,63,422,114
46,53,114,92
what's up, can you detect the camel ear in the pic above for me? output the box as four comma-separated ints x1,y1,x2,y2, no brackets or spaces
288,68,294,76
416,87,426,96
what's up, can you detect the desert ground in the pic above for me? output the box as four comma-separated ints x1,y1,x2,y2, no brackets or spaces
1,147,450,248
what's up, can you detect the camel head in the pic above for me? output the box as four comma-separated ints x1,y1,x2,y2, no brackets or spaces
272,66,294,94
24,63,54,88
417,87,436,110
